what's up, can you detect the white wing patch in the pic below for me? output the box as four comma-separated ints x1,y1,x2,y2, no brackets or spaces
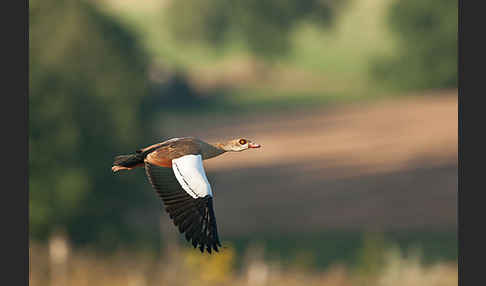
172,154,213,199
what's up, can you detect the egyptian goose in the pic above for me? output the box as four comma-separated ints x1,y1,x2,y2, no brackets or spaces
112,137,261,253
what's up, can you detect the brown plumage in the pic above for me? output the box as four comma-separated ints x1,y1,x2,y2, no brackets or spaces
112,137,261,253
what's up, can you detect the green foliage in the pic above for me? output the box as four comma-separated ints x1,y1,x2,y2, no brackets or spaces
371,0,457,90
29,0,158,249
164,0,346,60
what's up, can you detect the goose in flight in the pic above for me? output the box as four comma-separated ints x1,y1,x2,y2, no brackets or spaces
112,137,261,253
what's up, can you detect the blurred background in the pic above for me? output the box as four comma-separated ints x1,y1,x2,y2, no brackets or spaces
29,0,457,285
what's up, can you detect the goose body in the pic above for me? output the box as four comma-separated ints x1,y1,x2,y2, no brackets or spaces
112,137,261,253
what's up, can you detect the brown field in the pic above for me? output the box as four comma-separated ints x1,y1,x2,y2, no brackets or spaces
30,91,458,285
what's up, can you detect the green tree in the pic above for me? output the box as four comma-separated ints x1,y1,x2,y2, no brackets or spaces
30,0,159,249
164,0,346,60
371,0,457,90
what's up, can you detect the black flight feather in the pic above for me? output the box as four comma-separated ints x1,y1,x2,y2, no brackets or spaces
144,162,221,253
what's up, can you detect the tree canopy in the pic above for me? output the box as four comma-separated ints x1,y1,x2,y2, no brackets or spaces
371,0,457,90
30,0,159,249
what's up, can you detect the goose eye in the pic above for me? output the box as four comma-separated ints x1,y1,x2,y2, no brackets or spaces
239,139,247,145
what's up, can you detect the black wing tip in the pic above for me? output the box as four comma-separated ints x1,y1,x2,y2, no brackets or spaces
180,196,221,254
191,238,221,254
191,242,220,254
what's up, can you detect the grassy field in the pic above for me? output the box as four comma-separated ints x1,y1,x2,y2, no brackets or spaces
98,0,399,103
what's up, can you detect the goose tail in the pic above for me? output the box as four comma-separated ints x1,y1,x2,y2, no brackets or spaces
112,153,145,173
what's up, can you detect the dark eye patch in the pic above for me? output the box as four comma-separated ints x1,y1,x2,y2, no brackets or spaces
239,139,247,145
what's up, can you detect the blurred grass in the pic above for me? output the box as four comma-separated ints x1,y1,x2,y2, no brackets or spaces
224,231,457,270
30,232,457,286
287,0,396,74
157,88,386,117
224,88,387,112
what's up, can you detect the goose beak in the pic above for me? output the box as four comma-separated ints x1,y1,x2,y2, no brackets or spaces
248,142,261,148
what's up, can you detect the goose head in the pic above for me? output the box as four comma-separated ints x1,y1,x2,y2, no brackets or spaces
220,138,261,152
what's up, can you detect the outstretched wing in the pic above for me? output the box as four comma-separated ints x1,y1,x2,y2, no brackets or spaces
144,154,221,253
